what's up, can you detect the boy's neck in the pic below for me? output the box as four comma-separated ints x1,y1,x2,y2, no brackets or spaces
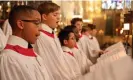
42,23,55,30
64,45,73,49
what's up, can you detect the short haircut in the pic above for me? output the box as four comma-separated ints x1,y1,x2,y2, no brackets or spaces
71,18,83,25
87,23,96,30
58,25,74,46
81,24,96,33
81,26,87,33
63,25,77,32
38,1,60,15
63,25,79,42
8,5,37,30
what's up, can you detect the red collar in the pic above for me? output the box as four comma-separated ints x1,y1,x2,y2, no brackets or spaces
79,34,82,38
74,44,78,49
40,29,54,38
63,51,74,57
4,44,36,57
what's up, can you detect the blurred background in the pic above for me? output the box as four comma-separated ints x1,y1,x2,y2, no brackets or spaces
0,0,132,54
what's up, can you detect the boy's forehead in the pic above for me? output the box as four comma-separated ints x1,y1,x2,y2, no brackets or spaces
52,9,61,14
75,21,82,24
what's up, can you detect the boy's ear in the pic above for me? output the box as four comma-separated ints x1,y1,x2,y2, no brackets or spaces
42,14,47,20
17,20,24,29
63,40,68,45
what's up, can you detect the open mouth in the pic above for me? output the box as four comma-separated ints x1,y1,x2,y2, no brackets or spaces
35,34,39,38
56,21,59,24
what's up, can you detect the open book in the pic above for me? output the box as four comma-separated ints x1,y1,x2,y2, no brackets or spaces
90,42,127,72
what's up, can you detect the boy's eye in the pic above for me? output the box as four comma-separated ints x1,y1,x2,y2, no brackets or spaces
21,19,41,26
71,37,76,40
53,13,60,17
54,14,57,16
34,22,40,25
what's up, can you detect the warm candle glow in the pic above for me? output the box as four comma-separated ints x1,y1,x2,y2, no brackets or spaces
72,15,82,18
7,2,10,7
0,5,2,10
123,23,130,30
83,19,92,23
99,29,104,34
116,28,118,32
120,28,123,34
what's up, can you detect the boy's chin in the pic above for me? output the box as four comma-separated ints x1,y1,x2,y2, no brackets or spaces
30,41,36,44
70,47,75,49
51,25,58,29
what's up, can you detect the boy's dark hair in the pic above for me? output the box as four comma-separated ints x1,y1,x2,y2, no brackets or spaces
63,25,79,42
81,24,96,33
81,26,87,33
71,18,83,25
87,23,96,30
38,1,60,15
58,25,74,46
63,25,77,32
9,5,37,30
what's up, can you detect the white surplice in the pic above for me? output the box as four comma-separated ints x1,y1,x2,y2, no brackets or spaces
78,35,100,64
88,56,133,80
87,42,133,80
110,56,133,80
34,23,74,80
62,46,81,78
0,28,7,51
0,35,52,80
71,44,93,75
87,35,101,57
62,47,96,80
2,19,12,39
78,35,90,57
82,56,133,80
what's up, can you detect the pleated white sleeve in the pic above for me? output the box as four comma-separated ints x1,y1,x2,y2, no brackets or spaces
0,50,51,80
2,19,12,39
0,28,7,51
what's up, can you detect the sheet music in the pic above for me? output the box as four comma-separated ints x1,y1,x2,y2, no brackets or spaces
90,42,127,72
88,42,133,80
